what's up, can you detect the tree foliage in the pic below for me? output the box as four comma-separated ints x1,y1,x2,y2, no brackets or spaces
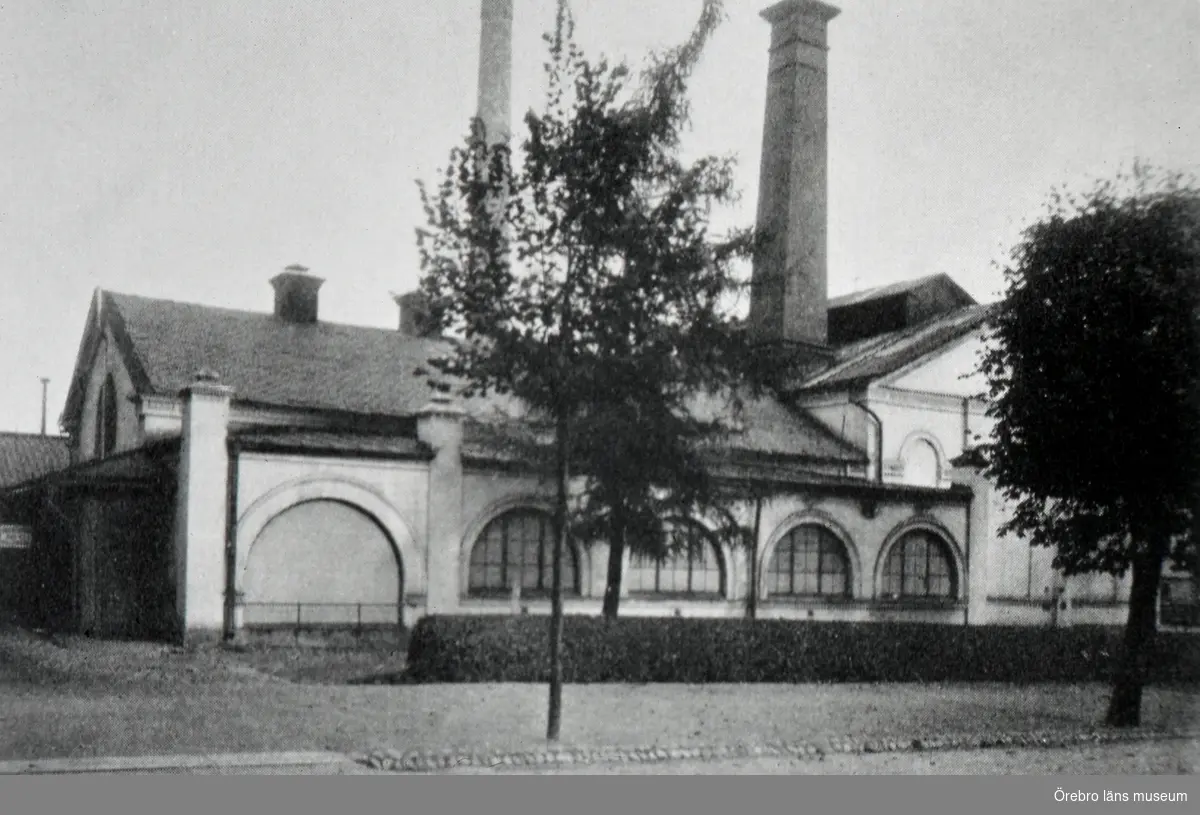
416,0,760,622
979,165,1200,573
978,163,1200,725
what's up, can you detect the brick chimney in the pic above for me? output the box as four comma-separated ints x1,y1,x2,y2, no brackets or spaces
394,290,436,338
270,264,324,324
749,0,840,348
477,0,513,146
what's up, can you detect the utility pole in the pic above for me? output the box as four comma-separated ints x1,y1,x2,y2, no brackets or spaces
39,377,50,436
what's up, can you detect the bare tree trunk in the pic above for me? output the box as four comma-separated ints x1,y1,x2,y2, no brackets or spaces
747,494,762,620
1105,532,1167,727
547,410,569,743
602,518,625,620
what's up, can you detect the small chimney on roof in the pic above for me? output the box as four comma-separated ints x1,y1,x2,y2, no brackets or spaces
270,264,324,324
394,290,436,338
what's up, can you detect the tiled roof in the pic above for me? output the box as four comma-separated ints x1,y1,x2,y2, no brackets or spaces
0,437,176,496
0,433,71,488
101,289,865,463
687,390,865,463
827,273,975,310
98,290,867,466
704,456,975,503
458,390,866,467
105,291,453,419
799,303,997,392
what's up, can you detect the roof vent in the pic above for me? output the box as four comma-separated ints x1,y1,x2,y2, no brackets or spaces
270,264,324,324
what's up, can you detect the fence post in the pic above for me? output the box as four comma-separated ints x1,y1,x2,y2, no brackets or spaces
356,603,363,638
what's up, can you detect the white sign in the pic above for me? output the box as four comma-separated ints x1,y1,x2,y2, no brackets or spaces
0,525,32,550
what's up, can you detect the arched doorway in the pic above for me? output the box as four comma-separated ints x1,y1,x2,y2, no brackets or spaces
241,499,402,628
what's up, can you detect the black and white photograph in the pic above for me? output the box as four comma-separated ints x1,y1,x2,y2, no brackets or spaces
0,0,1197,790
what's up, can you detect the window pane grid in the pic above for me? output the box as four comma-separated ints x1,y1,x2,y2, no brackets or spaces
882,531,956,600
766,525,850,598
468,511,578,597
627,522,723,598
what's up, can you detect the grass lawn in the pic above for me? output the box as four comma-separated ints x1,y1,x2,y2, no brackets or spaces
1,625,1197,763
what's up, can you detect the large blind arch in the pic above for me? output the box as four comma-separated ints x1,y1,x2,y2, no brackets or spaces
241,498,403,624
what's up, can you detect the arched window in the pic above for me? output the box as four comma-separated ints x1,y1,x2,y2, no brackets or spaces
881,529,957,600
903,438,940,487
93,374,118,458
626,521,724,597
467,509,579,597
766,524,851,599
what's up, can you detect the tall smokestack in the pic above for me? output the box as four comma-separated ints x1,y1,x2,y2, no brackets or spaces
749,0,840,348
477,0,513,146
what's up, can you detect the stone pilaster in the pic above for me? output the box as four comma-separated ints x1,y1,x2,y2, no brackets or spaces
417,396,466,614
949,461,991,625
173,371,233,644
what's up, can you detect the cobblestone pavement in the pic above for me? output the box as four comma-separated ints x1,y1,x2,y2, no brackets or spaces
103,737,1200,774
426,738,1199,776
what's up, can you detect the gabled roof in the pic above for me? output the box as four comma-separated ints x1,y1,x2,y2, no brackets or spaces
56,287,869,466
828,273,976,311
798,303,997,393
64,290,453,426
0,432,71,489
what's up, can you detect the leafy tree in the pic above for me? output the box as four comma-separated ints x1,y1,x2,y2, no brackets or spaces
415,0,759,740
978,164,1200,727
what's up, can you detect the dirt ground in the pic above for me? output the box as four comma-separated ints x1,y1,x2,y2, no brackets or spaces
2,625,1198,769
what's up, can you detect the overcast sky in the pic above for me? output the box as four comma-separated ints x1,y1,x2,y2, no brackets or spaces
1,0,1197,434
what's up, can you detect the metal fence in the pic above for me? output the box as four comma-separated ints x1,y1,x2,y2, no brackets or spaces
238,601,403,632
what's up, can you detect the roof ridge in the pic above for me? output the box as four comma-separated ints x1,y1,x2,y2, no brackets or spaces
801,303,994,390
106,290,440,339
829,272,944,303
838,301,991,354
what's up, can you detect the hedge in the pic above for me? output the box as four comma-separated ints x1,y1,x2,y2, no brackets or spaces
404,615,1200,684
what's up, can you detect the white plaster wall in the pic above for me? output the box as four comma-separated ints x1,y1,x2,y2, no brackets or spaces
868,394,985,487
751,493,970,605
888,331,990,398
234,453,429,602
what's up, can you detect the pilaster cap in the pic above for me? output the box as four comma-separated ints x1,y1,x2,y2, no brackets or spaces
416,394,466,420
179,368,234,399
